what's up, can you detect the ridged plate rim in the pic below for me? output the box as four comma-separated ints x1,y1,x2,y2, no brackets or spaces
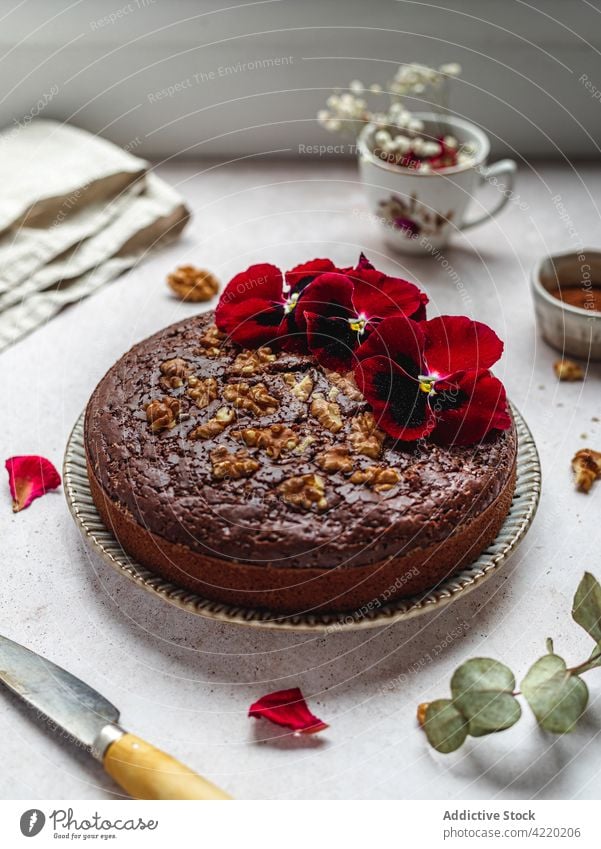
63,405,541,632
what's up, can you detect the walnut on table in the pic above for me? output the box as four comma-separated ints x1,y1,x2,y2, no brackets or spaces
278,474,327,512
145,397,180,432
167,265,220,302
159,357,190,390
233,424,298,459
350,465,400,493
349,412,386,459
310,393,343,433
187,376,218,409
210,446,260,480
554,358,584,381
316,445,354,474
223,382,279,416
231,347,276,376
190,406,234,439
572,448,601,492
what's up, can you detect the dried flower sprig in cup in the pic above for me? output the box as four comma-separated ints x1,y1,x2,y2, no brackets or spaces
317,62,476,172
419,572,601,753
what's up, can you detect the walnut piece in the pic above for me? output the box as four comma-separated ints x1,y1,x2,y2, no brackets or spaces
167,265,220,302
293,435,315,454
278,474,327,511
554,358,584,381
349,412,386,459
316,445,353,473
210,446,260,480
197,323,226,358
325,369,364,401
159,357,190,390
145,397,180,432
283,372,314,402
187,376,218,409
310,393,343,433
350,465,400,492
572,448,601,493
190,406,234,439
223,381,279,416
232,347,276,376
233,424,298,458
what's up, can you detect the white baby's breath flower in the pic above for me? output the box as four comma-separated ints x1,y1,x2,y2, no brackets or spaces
349,80,364,94
420,162,432,173
443,134,458,149
422,140,441,157
440,62,461,77
408,118,424,132
375,129,391,145
369,83,382,93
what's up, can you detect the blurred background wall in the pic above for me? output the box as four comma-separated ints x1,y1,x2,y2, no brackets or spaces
1,0,600,163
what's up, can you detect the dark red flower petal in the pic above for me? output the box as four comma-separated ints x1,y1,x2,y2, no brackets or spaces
351,272,427,323
355,315,426,373
295,273,355,331
217,296,284,348
305,311,360,372
5,455,61,513
285,258,338,291
431,370,511,445
215,263,285,346
249,688,328,734
354,355,435,440
423,316,503,377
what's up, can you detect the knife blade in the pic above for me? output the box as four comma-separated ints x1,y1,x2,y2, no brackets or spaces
0,634,231,800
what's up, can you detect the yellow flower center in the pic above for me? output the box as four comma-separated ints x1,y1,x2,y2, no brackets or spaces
349,314,367,334
284,292,299,314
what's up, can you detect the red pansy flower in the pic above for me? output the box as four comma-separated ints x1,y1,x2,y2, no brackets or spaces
248,688,328,734
354,315,510,444
295,255,428,372
215,258,337,349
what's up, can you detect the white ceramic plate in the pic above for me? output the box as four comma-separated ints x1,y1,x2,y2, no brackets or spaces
64,406,541,632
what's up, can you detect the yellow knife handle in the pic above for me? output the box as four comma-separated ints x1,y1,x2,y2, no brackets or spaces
103,733,231,800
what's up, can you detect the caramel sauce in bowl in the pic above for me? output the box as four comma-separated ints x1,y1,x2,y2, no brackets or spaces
531,250,601,360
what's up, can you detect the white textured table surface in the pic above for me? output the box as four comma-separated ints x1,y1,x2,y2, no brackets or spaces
1,159,601,801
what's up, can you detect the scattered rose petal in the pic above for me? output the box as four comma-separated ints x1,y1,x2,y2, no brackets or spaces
5,455,61,513
249,688,328,734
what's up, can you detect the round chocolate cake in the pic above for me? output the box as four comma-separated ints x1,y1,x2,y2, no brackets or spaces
85,311,517,614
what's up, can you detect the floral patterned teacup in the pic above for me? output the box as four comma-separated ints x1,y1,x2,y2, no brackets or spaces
358,113,516,254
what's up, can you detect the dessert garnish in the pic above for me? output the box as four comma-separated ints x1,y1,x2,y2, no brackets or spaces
5,455,61,513
215,254,510,447
167,265,220,302
554,358,584,381
354,314,510,445
572,448,601,493
420,572,601,753
249,688,328,734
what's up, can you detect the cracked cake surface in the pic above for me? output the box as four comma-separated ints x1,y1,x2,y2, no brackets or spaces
85,311,517,572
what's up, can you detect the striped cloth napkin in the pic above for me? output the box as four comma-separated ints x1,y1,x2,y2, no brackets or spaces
0,120,189,351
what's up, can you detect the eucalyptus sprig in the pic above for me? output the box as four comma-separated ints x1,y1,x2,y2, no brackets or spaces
419,572,601,753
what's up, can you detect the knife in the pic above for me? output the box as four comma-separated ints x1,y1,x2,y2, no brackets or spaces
0,634,231,800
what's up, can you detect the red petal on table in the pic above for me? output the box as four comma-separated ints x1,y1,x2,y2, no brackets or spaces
5,455,61,513
249,688,328,734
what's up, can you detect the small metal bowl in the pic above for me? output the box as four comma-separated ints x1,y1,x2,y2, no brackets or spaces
531,248,601,360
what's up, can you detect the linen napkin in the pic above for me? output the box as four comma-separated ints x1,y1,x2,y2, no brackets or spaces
0,120,189,351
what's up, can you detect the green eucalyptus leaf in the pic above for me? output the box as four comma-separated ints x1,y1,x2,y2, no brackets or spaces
521,654,588,734
572,572,601,643
423,699,469,754
451,658,521,737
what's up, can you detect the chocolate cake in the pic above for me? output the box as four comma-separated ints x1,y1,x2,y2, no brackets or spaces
85,311,517,614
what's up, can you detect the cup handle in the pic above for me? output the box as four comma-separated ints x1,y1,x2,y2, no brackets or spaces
461,159,517,230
